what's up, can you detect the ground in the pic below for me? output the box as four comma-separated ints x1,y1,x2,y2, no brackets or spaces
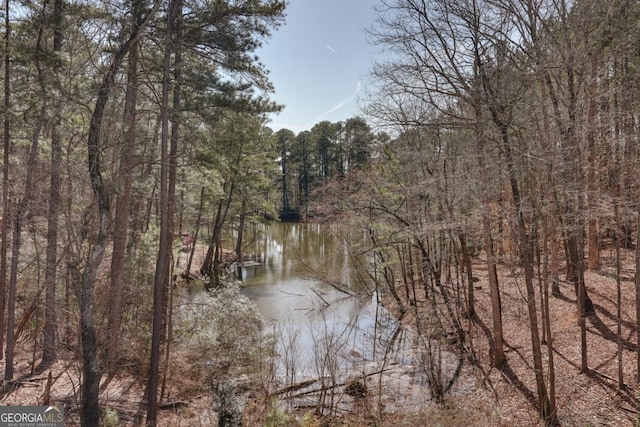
0,246,638,426
459,247,640,427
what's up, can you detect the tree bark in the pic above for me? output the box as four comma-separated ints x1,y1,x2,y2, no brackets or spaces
73,4,159,423
235,198,246,263
0,0,10,361
500,124,556,425
201,181,235,280
6,16,50,377
147,0,177,422
474,103,505,368
185,186,205,277
5,99,45,381
106,0,141,375
482,212,505,369
41,0,64,368
614,199,623,389
541,217,557,422
586,54,600,271
636,207,640,383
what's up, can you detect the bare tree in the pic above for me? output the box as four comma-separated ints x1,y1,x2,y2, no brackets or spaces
106,0,144,377
41,0,64,368
0,0,10,362
146,0,181,422
5,6,50,379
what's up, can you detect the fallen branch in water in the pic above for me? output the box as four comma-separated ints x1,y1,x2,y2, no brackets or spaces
311,287,330,306
274,368,393,400
271,379,318,396
297,257,357,297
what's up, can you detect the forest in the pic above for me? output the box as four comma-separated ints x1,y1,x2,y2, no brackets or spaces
0,0,639,426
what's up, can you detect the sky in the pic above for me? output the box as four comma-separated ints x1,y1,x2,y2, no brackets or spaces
257,1,382,134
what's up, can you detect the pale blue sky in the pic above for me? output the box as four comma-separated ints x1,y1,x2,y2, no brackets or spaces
257,1,381,134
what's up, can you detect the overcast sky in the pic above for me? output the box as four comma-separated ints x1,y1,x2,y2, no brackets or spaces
257,1,382,134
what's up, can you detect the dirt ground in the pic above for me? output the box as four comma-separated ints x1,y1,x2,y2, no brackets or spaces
460,248,640,427
0,246,639,426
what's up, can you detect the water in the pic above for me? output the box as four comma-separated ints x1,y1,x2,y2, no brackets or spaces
232,222,470,412
236,222,400,376
238,223,370,322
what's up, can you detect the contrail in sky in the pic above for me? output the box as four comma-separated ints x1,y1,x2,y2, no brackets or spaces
326,45,338,54
305,80,362,127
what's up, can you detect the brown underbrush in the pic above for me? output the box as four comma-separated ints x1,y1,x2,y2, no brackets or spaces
0,247,639,426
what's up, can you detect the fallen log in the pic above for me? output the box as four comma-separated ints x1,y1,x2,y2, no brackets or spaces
279,368,393,400
271,379,318,396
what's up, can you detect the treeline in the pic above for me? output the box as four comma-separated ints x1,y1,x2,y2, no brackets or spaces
0,0,386,423
310,0,640,425
275,118,388,218
0,0,288,425
2,0,640,424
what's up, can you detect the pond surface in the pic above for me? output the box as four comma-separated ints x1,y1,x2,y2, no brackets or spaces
232,222,470,411
236,222,401,375
238,223,368,321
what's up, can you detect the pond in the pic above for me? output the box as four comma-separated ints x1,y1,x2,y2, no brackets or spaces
230,222,462,416
236,222,402,377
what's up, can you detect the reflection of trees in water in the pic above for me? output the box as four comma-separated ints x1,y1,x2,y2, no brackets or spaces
235,222,469,417
269,298,467,417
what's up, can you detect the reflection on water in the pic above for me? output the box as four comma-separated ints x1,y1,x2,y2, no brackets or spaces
231,222,470,412
187,221,485,416
236,222,399,375
239,223,357,320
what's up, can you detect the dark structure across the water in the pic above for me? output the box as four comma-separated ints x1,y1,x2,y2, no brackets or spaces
279,207,301,222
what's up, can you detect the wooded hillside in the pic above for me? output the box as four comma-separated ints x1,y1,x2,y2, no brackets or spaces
0,0,640,426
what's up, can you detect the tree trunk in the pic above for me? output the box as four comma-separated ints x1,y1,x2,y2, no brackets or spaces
541,217,557,422
483,212,505,369
235,198,246,263
41,0,64,368
6,17,49,374
42,120,61,367
164,0,182,337
147,0,177,422
75,5,159,423
201,181,235,279
481,43,555,416
281,133,290,211
501,125,556,425
542,70,594,316
636,207,640,383
474,106,505,369
6,99,45,381
185,186,205,277
106,0,142,375
459,234,474,319
0,0,10,361
614,199,623,389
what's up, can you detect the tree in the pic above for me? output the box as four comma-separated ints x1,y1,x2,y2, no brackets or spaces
366,0,562,422
147,0,177,422
149,1,284,422
276,128,295,216
41,0,65,369
367,0,509,369
0,0,10,362
105,0,144,377
343,117,373,172
5,10,48,379
198,113,279,281
71,4,160,424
